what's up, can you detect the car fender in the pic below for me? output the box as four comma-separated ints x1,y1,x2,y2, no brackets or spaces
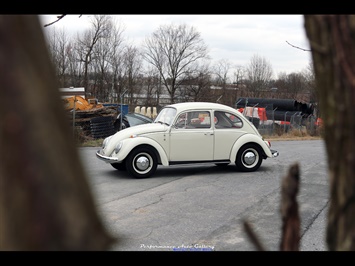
230,134,272,160
117,137,169,166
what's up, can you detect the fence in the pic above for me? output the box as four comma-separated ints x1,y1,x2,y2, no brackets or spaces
235,98,322,136
238,105,321,136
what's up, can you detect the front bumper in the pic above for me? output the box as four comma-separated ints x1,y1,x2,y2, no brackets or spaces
96,149,120,164
271,149,279,158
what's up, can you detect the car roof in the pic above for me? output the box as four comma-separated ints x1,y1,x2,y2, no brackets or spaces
165,102,238,113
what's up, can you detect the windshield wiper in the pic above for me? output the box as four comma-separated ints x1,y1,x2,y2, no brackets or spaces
156,120,170,126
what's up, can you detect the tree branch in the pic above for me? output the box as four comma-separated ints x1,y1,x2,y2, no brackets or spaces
286,40,311,52
43,15,83,28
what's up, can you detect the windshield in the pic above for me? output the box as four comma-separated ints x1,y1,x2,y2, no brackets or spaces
154,107,177,126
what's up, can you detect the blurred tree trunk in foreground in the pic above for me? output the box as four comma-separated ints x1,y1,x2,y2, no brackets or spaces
280,163,300,251
0,15,114,250
304,15,355,251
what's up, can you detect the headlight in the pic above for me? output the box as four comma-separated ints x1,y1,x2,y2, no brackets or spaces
103,136,112,149
114,141,123,153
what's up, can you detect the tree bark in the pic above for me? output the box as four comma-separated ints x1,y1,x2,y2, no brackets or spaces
304,15,355,251
0,15,115,250
280,163,300,251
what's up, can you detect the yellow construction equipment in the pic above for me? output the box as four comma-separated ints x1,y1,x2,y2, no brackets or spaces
63,96,103,111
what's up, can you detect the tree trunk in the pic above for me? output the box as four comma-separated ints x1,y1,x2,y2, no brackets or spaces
0,15,115,250
304,15,355,251
280,163,300,251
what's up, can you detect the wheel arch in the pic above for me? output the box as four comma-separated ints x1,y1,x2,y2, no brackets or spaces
230,134,268,161
123,138,169,166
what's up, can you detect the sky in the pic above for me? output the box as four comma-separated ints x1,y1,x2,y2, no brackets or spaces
40,15,312,79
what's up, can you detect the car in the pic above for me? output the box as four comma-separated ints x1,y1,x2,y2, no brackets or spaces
113,112,153,132
125,112,154,126
96,102,279,178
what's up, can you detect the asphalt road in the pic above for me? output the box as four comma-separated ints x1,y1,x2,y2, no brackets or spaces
78,139,329,251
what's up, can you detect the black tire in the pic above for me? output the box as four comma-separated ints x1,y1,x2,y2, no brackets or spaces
111,162,126,171
235,144,262,172
125,146,158,178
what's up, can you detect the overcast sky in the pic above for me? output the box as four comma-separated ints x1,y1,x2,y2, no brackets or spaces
40,14,311,78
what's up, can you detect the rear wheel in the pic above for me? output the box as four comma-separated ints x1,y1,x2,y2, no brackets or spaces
235,144,262,172
125,146,158,178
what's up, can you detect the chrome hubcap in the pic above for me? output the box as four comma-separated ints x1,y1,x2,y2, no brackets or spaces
244,151,256,165
136,156,150,171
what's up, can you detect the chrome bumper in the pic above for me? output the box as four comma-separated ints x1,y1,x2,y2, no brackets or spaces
271,149,279,158
96,149,120,164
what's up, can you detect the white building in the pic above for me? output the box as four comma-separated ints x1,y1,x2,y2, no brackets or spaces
59,87,85,99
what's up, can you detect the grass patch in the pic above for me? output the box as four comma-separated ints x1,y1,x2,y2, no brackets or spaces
263,127,323,141
77,138,104,147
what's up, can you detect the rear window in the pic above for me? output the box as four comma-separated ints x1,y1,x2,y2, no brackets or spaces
214,111,243,128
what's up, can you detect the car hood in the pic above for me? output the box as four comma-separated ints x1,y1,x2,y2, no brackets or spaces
103,122,167,152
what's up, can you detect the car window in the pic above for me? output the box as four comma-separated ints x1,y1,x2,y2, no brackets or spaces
214,111,243,129
126,115,147,126
174,111,211,129
154,107,176,126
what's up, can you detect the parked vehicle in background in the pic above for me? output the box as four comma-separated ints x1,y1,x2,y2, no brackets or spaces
113,112,153,132
96,102,279,178
124,113,154,126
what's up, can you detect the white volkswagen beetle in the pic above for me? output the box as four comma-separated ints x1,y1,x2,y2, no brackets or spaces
96,102,279,178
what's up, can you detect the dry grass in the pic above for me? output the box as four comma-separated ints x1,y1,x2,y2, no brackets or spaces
78,138,104,147
265,134,322,141
263,127,323,141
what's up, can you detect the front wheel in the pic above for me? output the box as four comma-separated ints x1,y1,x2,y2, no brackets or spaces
125,146,158,178
235,144,262,172
111,162,126,171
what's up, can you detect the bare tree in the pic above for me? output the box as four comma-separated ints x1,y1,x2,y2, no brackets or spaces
122,44,143,107
90,17,126,102
142,23,209,103
245,54,273,98
301,61,317,103
91,33,112,101
287,73,307,100
274,72,307,100
108,20,126,103
212,59,232,104
141,66,161,107
45,28,70,87
187,62,212,102
44,26,83,88
304,14,355,251
76,15,112,98
233,65,245,86
232,65,246,103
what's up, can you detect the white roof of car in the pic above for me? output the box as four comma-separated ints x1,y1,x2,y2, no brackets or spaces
165,102,238,113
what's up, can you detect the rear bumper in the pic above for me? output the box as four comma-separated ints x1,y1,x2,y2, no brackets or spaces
271,149,279,158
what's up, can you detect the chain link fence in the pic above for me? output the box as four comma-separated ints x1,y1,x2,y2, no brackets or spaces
239,106,321,137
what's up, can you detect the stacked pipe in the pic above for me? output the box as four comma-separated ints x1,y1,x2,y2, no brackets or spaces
236,98,314,122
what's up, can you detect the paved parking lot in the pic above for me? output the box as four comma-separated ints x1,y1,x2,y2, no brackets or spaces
79,139,328,251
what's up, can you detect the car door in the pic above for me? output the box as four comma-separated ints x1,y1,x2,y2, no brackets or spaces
169,110,214,162
213,110,245,160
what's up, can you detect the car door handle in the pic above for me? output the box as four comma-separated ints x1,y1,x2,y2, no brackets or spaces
204,132,214,136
